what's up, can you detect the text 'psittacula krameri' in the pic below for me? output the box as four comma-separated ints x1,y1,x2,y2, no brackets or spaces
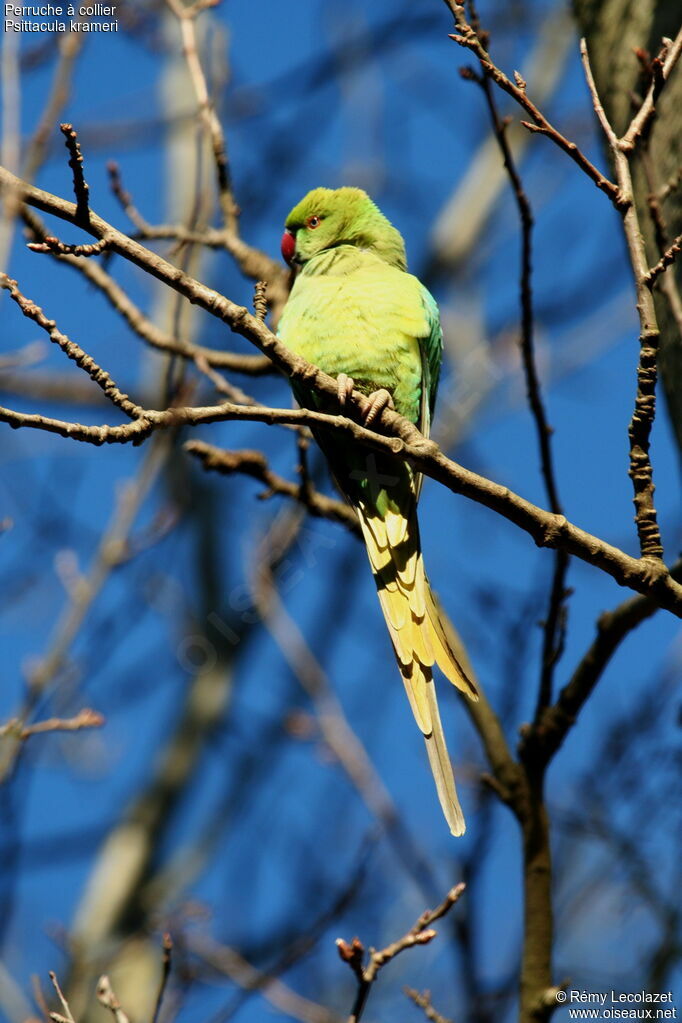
277,187,478,836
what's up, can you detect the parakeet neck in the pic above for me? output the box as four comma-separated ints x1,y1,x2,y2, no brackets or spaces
300,245,387,277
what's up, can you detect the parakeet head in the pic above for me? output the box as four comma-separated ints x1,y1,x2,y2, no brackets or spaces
281,187,407,271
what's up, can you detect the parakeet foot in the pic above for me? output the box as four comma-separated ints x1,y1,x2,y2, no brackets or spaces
336,375,394,426
363,388,394,427
336,373,356,407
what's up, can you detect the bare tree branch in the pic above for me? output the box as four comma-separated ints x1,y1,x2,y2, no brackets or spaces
1,273,142,418
96,976,130,1023
151,933,173,1023
643,231,682,285
405,987,454,1023
336,883,465,1023
443,2,624,206
59,123,90,223
619,31,682,150
191,934,344,1023
0,708,104,741
0,173,680,611
186,440,360,533
520,557,682,767
460,29,570,719
580,37,681,561
48,972,75,1023
21,206,274,375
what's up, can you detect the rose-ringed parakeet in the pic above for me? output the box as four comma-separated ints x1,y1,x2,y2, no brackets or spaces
277,187,478,836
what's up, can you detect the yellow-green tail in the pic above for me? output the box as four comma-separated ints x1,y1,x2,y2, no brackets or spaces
356,503,478,836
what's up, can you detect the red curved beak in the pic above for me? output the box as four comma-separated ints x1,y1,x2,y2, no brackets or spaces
281,230,296,266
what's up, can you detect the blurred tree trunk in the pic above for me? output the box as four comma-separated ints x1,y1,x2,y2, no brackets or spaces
573,0,682,458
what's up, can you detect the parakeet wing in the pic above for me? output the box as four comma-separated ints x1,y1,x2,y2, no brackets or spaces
415,284,444,498
418,283,444,438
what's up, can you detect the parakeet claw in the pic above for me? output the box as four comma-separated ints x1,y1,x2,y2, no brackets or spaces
363,388,394,427
336,373,356,407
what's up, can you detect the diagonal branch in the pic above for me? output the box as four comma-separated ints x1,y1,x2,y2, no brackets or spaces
520,556,682,768
337,883,466,1023
186,440,360,533
443,2,624,206
22,207,272,374
619,29,682,151
95,977,130,1023
643,231,682,286
463,51,569,719
48,971,75,1023
0,708,104,741
191,934,344,1023
405,987,454,1023
0,273,143,419
1,165,682,614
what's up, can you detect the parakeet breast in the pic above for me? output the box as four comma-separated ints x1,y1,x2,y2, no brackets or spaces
277,247,427,423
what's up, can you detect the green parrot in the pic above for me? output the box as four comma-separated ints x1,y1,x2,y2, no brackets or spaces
277,187,478,836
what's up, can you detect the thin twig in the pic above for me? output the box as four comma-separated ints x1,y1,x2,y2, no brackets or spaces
107,159,285,291
48,973,75,1023
152,933,173,1023
641,155,682,339
21,207,273,375
161,0,289,318
404,987,454,1023
106,159,152,233
643,232,682,286
28,234,110,257
465,50,569,715
191,351,259,405
165,0,238,231
444,3,624,206
619,29,682,150
96,976,130,1023
295,428,315,507
186,440,360,533
0,707,104,740
337,884,465,1023
59,122,89,221
520,556,682,767
0,273,143,420
579,42,618,147
101,204,288,313
190,934,343,1023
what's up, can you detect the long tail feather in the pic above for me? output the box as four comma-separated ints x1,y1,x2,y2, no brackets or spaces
423,669,466,837
356,503,477,836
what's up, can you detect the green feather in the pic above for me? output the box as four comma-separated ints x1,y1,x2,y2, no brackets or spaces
277,187,475,837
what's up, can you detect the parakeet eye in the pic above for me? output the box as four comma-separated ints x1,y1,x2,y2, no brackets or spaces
306,215,322,229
